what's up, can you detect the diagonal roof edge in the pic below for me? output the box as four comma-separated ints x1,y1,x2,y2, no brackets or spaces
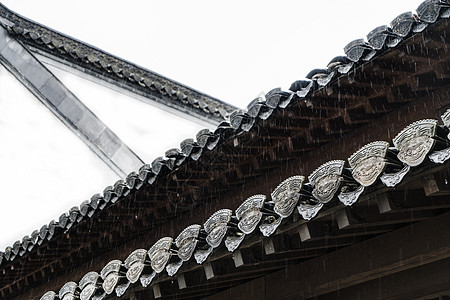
0,26,144,177
1,0,449,282
0,3,238,125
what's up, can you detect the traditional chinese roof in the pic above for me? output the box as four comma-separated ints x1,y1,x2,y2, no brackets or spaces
0,3,237,125
2,0,450,299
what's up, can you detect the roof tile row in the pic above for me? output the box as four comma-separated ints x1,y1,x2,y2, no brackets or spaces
37,109,450,299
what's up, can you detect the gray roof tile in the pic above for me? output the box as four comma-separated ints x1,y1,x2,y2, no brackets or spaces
0,4,238,125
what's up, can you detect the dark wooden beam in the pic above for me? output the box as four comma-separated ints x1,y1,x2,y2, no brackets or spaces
203,277,265,300
200,211,450,299
263,211,450,299
317,258,450,300
297,222,329,242
377,189,450,213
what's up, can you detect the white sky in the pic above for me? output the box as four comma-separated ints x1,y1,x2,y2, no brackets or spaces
0,0,425,250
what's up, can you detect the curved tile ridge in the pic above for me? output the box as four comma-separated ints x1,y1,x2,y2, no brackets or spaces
0,3,237,123
35,111,450,299
290,0,450,97
1,0,448,270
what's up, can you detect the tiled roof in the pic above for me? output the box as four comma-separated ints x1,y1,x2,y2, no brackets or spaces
33,110,450,299
2,0,450,298
0,3,238,125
